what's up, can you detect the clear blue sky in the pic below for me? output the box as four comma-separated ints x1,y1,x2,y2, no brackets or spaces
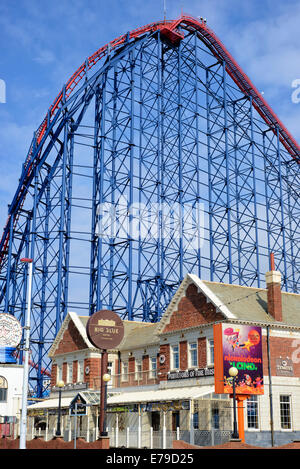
0,0,299,228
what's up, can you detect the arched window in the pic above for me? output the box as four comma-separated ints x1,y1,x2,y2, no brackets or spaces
0,376,8,402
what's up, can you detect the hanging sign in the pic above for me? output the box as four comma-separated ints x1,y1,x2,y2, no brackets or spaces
214,323,264,395
86,310,124,350
0,314,22,364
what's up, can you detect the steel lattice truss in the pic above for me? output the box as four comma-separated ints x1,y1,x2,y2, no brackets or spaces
0,16,299,396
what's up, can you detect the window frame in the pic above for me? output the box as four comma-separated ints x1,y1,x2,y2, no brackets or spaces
207,338,214,367
246,395,259,430
280,394,292,431
150,356,157,379
189,342,198,368
171,344,180,370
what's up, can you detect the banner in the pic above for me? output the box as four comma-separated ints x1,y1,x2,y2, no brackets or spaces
214,323,264,395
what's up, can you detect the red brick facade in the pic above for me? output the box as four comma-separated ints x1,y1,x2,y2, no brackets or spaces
267,282,282,322
53,320,86,356
163,284,224,333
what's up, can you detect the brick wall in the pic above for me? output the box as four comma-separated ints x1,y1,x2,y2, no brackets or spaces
198,337,207,368
159,343,170,381
53,319,86,356
262,335,300,377
84,357,101,388
163,283,224,333
179,341,187,370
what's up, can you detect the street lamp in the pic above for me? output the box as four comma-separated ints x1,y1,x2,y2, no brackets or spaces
19,258,33,450
229,366,239,439
101,373,111,436
56,380,65,437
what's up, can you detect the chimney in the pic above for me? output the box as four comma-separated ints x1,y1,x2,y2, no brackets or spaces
265,253,282,322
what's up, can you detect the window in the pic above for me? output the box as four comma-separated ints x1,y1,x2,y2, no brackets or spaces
150,357,157,379
189,342,198,367
57,364,63,383
0,376,8,402
208,339,214,366
212,407,220,429
280,395,292,429
77,360,84,382
193,412,199,429
107,361,113,376
122,362,128,381
67,362,73,383
247,396,259,429
135,360,142,381
171,345,179,369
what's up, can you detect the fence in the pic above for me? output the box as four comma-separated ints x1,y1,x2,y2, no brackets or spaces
30,423,231,449
106,427,231,449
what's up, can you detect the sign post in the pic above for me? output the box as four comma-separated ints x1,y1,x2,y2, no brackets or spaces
86,310,124,438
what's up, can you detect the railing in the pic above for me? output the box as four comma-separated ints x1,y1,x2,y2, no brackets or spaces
92,370,159,389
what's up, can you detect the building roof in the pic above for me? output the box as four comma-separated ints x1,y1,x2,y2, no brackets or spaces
158,273,300,333
118,320,159,351
202,280,300,328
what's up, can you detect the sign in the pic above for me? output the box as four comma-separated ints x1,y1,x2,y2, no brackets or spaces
140,400,190,412
276,358,294,377
167,367,214,380
86,309,124,350
0,313,22,348
214,323,264,395
0,347,17,364
69,393,87,416
51,382,88,393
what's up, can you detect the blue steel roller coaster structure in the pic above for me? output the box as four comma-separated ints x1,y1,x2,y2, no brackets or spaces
0,16,299,397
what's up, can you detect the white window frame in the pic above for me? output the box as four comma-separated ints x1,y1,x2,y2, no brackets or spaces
135,360,142,381
57,363,63,384
207,338,214,367
171,344,180,370
189,342,198,368
150,356,157,379
246,395,260,430
77,360,84,382
122,361,128,382
280,394,292,431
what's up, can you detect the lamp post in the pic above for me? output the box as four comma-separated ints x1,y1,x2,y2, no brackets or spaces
101,373,111,436
229,366,239,440
19,258,33,450
56,380,65,437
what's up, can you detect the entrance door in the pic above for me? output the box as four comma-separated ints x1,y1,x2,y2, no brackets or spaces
151,412,160,431
172,411,180,431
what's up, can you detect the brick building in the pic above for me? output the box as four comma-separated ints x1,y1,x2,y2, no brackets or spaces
28,265,300,447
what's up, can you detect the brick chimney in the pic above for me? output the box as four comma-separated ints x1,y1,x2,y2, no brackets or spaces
265,253,282,322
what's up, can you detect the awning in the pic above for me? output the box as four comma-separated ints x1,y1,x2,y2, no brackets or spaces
28,397,73,411
107,385,214,405
27,385,215,412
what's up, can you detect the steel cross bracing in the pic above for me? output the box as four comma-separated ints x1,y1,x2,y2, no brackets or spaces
0,17,299,396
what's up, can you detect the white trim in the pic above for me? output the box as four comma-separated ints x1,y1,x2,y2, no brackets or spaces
188,274,236,320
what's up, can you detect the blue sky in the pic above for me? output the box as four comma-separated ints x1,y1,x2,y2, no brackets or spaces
0,0,299,229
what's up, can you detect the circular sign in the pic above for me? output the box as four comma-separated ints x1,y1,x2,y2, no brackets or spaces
0,313,22,347
86,310,124,350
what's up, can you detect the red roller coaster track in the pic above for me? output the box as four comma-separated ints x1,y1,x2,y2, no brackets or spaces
0,15,299,270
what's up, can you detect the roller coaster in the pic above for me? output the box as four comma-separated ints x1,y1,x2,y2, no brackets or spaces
0,15,299,397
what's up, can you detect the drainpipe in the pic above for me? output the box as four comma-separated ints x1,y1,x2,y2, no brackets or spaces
266,325,274,447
